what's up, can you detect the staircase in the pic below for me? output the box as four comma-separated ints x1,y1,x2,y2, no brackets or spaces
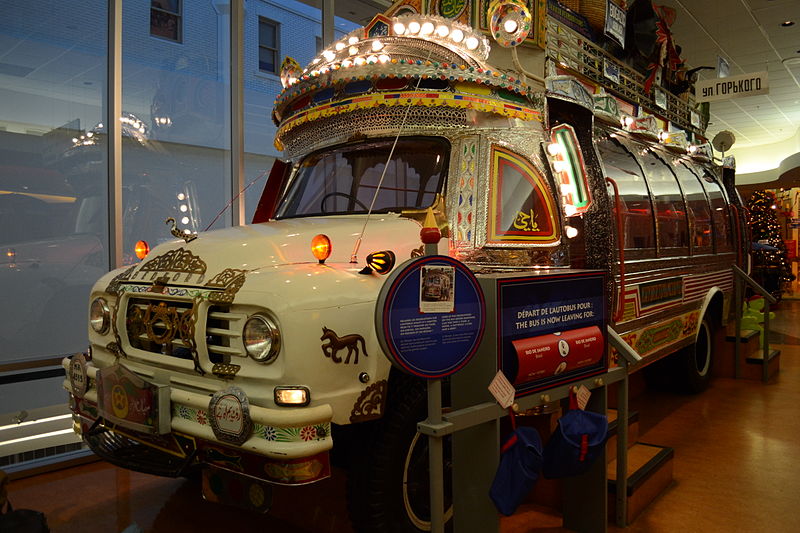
606,408,675,524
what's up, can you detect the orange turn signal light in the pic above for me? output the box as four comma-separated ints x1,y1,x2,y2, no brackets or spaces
134,240,150,260
311,234,331,263
366,250,396,275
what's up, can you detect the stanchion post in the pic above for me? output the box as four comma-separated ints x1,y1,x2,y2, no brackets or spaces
428,379,445,533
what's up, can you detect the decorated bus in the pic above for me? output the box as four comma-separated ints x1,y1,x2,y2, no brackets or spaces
64,1,746,531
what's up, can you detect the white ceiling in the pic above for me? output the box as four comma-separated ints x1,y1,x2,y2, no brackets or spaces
317,0,800,183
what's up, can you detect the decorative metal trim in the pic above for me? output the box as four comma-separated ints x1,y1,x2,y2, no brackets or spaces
208,386,253,446
349,380,388,423
68,353,89,399
138,247,207,277
320,327,368,365
126,297,204,375
166,217,197,243
105,264,137,295
205,268,248,304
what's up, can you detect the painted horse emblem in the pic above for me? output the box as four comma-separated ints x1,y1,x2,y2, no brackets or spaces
321,327,368,364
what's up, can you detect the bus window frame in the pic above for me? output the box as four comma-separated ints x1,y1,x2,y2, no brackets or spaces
675,159,715,256
629,145,690,258
600,133,657,260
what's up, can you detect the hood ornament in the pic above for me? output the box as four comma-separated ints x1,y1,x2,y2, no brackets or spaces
166,217,197,243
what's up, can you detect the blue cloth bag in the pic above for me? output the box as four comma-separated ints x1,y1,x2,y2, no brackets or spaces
542,407,608,479
489,425,543,516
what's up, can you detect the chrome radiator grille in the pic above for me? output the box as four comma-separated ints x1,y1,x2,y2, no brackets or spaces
124,296,245,364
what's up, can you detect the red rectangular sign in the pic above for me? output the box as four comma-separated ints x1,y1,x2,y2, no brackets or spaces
511,326,604,385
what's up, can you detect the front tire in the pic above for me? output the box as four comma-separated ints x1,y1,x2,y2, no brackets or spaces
681,317,715,393
347,375,452,533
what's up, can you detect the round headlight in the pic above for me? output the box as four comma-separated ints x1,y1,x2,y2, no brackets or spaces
90,297,110,334
243,315,280,363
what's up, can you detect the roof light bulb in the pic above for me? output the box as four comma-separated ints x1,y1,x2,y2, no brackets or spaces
177,193,185,200
354,56,366,65
181,216,190,225
565,225,579,238
323,50,335,61
565,204,578,217
450,28,464,42
504,19,519,33
348,36,359,45
408,21,421,34
342,59,352,68
312,57,321,64
436,25,450,37
420,22,434,35
335,41,345,51
393,22,406,34
378,54,390,63
465,36,479,50
366,55,377,64
371,40,383,51
553,160,567,173
349,46,359,56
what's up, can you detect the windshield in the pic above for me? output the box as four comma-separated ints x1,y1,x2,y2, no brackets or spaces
275,137,449,218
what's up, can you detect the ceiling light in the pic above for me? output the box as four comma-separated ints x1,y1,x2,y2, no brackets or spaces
781,20,795,27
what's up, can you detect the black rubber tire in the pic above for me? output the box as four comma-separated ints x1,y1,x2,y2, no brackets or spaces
680,317,715,393
346,374,452,533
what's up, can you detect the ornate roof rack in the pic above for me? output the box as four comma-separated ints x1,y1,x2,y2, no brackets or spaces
545,18,708,136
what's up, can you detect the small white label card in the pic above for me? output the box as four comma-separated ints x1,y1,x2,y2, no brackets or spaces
488,370,516,408
576,385,591,410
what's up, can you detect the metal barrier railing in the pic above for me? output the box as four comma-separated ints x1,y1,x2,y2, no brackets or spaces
732,265,777,382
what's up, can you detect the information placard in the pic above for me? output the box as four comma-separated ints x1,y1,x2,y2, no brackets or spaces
376,256,486,379
495,271,606,396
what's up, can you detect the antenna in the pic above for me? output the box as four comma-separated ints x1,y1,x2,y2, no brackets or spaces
349,48,435,264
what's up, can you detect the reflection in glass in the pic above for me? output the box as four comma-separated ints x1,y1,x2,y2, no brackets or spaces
598,137,655,253
698,170,732,252
0,1,108,362
640,151,688,254
675,161,712,254
276,137,448,218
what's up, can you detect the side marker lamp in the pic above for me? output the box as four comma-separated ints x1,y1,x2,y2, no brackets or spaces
274,386,310,407
311,234,332,263
360,250,396,275
134,240,150,260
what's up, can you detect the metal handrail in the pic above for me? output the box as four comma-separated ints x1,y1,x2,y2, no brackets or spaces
732,264,776,382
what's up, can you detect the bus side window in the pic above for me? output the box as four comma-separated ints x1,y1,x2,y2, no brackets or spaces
598,137,655,257
639,150,689,256
675,161,713,254
698,170,733,252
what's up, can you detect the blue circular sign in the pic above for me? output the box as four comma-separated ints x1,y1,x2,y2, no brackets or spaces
375,256,486,379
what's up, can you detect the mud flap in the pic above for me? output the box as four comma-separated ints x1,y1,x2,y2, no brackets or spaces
201,466,273,513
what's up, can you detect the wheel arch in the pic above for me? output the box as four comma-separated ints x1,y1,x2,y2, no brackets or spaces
697,287,725,331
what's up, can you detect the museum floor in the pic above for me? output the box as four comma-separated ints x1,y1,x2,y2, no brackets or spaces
6,295,800,533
